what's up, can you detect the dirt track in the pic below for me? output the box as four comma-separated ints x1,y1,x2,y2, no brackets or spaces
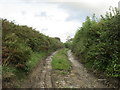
52,50,106,88
22,50,107,88
22,51,57,88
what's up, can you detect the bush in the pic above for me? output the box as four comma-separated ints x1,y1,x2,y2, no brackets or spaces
2,19,64,80
72,8,120,78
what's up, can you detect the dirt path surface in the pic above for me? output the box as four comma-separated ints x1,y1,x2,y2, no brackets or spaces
22,50,107,88
22,51,57,88
52,50,106,88
67,50,106,88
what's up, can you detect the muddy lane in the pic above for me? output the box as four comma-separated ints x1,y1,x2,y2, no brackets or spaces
22,50,107,88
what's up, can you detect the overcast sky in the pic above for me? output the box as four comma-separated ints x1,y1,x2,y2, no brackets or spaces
0,0,119,42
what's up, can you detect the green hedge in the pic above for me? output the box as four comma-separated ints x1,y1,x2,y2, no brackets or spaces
2,19,64,72
72,8,120,77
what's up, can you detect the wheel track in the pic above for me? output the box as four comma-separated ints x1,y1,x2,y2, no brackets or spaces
35,52,57,88
67,50,106,88
22,51,57,88
22,50,107,88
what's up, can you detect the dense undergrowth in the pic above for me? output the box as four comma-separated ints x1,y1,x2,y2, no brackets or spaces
2,19,64,87
52,48,71,74
67,8,120,78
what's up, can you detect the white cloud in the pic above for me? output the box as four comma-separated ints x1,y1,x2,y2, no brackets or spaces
0,0,119,42
58,0,119,21
0,2,81,42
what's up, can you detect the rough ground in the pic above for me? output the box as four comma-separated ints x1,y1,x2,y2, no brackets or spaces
22,51,57,88
22,50,108,88
52,50,106,88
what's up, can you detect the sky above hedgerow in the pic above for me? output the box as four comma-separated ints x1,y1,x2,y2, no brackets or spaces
0,0,119,42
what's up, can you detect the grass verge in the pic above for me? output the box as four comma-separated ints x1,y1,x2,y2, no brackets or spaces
26,52,47,71
52,48,71,72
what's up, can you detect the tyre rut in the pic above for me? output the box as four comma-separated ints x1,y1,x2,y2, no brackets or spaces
22,51,57,88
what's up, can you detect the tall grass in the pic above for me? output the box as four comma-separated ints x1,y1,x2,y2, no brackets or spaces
26,52,47,71
52,48,71,71
2,51,48,81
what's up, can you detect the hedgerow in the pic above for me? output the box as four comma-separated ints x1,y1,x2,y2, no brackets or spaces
72,7,120,78
2,19,64,78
